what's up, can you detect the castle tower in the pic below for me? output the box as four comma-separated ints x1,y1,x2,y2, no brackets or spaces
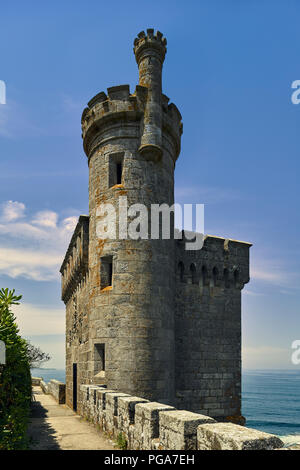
77,29,182,405
61,29,250,420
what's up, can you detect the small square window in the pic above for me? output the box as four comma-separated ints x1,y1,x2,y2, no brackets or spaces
100,255,113,289
109,152,124,187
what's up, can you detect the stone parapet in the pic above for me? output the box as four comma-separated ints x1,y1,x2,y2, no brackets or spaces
197,422,284,450
133,401,175,450
76,384,283,450
47,379,66,404
159,410,215,450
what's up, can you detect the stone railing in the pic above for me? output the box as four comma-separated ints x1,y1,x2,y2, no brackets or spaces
32,377,66,405
47,380,66,404
31,376,43,386
79,384,284,450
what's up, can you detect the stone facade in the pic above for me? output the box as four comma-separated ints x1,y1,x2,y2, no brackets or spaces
60,29,251,422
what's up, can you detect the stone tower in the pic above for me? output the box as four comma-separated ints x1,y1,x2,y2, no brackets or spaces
60,29,251,422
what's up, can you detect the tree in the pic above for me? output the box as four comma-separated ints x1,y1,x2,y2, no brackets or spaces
0,288,31,449
26,341,51,368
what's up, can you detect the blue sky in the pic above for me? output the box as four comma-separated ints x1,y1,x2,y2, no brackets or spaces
0,0,299,369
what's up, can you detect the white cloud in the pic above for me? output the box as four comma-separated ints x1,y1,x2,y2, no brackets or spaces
2,200,25,222
0,247,62,281
32,210,58,228
13,302,65,335
250,261,300,290
0,201,78,281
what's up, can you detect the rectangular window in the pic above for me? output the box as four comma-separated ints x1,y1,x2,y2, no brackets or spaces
94,343,105,373
116,162,122,184
100,255,113,289
109,152,124,187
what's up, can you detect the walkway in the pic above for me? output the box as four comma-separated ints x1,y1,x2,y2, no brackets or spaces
27,386,115,450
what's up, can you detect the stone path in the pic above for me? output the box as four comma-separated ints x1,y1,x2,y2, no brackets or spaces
27,386,115,450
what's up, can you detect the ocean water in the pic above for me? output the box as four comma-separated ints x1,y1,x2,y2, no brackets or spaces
32,368,300,445
243,369,300,446
31,368,66,384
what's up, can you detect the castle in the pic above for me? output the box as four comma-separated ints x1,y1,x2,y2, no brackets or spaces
60,29,251,423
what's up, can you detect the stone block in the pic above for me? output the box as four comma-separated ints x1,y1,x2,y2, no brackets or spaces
197,423,284,450
159,410,215,450
133,402,175,450
48,379,66,404
117,396,149,438
104,392,130,436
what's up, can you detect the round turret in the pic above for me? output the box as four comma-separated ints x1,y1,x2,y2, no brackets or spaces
80,30,183,404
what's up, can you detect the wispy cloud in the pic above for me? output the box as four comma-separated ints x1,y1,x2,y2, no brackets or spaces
2,200,25,221
0,201,78,281
0,99,43,138
250,260,300,290
0,93,84,139
243,289,265,297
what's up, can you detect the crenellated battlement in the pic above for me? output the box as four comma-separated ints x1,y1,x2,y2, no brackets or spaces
81,83,182,160
176,232,251,289
133,29,167,66
60,215,89,303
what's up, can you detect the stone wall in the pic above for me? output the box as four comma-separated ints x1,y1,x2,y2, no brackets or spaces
78,384,283,451
60,216,90,411
47,379,66,404
32,377,66,404
175,234,251,419
31,376,42,386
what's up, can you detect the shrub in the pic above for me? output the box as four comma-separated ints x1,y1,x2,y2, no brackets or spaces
116,432,128,450
0,289,31,450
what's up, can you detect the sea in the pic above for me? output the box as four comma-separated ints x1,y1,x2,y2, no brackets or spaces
31,368,300,446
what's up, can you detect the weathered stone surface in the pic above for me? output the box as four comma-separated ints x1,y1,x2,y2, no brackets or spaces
197,423,284,450
47,380,66,404
117,396,149,437
77,383,286,451
104,392,130,436
159,410,215,450
133,401,175,450
40,380,48,394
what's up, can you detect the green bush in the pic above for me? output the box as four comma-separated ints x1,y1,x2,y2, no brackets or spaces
116,432,128,450
0,289,31,450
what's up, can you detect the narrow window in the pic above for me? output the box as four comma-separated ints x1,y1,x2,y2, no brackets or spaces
178,261,185,282
190,263,197,284
116,162,123,184
94,343,105,374
109,152,124,187
100,255,113,289
224,268,230,288
201,266,208,287
212,267,218,287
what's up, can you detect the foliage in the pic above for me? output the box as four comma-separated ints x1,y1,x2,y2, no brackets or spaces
26,341,51,368
0,289,31,450
116,432,128,450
